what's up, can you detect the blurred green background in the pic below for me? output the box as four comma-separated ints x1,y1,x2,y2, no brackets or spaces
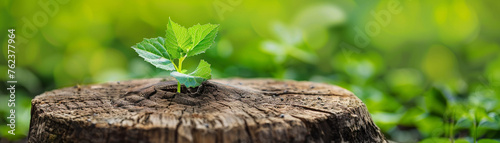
1,0,500,142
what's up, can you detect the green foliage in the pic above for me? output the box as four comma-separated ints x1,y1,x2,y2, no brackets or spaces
133,19,219,91
171,60,212,87
187,24,219,57
419,138,452,143
132,37,175,71
478,139,500,143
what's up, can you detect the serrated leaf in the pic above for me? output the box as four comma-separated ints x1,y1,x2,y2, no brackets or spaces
170,60,211,87
190,60,212,79
166,18,191,59
187,23,219,57
132,37,175,71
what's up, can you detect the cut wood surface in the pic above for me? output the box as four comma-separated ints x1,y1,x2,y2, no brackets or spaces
28,78,387,143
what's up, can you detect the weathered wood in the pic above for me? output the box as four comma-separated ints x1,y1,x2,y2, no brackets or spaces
28,78,387,143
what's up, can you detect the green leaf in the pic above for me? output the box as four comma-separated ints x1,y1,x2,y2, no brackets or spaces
455,139,470,143
419,138,450,143
478,139,500,143
455,116,472,129
132,37,175,71
166,18,191,59
170,60,211,87
478,113,500,130
187,23,219,57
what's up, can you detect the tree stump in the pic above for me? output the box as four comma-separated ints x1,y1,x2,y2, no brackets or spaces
29,78,387,143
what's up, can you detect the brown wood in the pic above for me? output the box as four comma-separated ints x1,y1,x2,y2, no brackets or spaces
28,78,387,143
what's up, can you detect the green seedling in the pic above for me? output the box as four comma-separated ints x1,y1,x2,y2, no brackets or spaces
132,19,219,93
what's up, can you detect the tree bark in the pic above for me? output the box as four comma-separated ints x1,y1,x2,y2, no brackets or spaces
28,78,387,143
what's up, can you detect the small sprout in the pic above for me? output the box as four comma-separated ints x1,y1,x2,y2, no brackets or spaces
279,114,285,118
132,18,219,93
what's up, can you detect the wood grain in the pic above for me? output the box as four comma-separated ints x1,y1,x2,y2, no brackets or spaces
28,78,387,143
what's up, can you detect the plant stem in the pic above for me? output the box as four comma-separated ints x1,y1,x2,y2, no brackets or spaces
474,117,477,143
176,57,186,93
177,81,181,93
178,57,185,72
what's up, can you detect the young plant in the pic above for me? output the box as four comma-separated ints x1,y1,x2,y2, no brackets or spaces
132,19,219,93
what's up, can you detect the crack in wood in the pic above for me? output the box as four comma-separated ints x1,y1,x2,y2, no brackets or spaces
175,107,187,143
